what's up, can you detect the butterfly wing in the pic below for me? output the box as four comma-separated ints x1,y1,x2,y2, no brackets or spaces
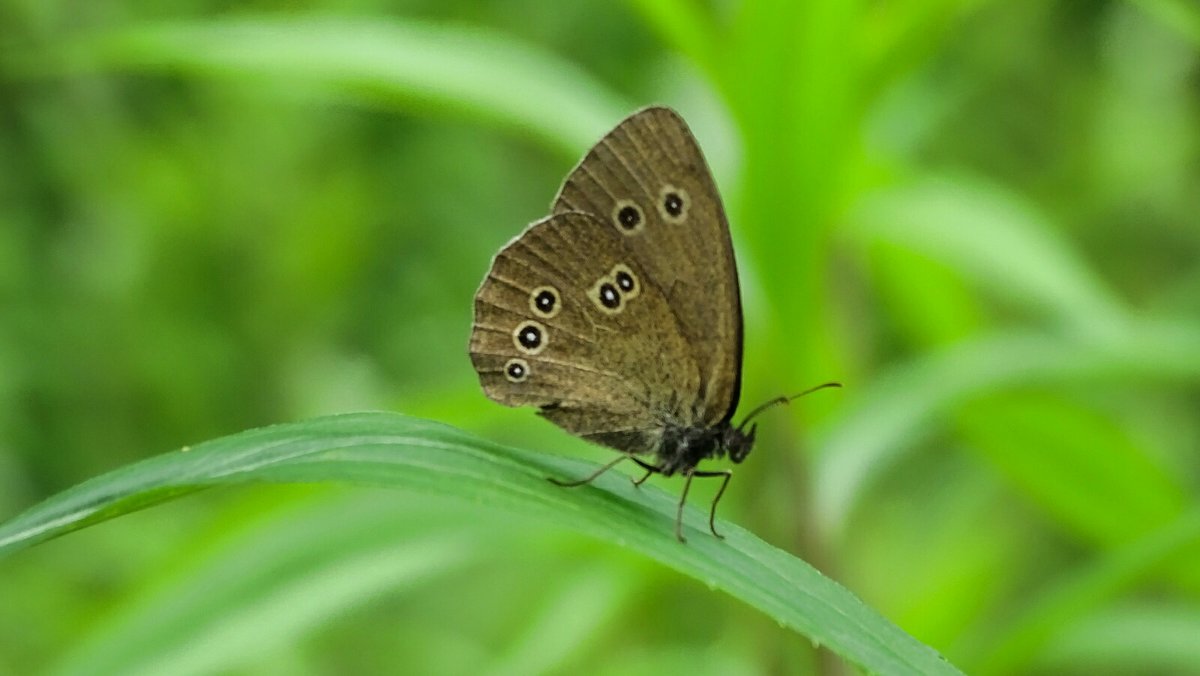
469,211,701,453
550,106,743,426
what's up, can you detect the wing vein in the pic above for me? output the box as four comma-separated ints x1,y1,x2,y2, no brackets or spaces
507,234,573,282
575,162,623,207
599,133,653,201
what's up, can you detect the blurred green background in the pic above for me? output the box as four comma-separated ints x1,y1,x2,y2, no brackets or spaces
2,0,1199,674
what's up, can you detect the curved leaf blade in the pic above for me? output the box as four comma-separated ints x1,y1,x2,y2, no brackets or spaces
0,412,961,675
49,17,631,158
814,322,1200,536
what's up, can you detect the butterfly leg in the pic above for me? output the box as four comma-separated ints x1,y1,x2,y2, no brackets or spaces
547,454,630,487
691,469,733,539
674,469,733,542
629,457,661,487
675,470,697,543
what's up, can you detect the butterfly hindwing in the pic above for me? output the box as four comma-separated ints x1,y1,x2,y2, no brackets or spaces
469,211,701,452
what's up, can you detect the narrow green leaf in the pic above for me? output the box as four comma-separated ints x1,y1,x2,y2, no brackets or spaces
1034,602,1200,673
959,393,1184,545
0,413,961,675
849,177,1127,336
1130,0,1200,46
625,0,722,82
967,508,1200,674
724,0,864,386
484,565,636,676
52,17,631,158
814,321,1200,536
49,492,482,676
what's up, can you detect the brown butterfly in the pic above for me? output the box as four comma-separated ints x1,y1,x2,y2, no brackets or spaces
469,106,838,542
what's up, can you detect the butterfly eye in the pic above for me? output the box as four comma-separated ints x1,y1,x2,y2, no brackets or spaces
610,263,640,300
658,185,690,223
611,200,645,234
503,358,529,383
513,320,548,355
529,286,561,318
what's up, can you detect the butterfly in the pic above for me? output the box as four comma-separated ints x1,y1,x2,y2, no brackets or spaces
469,106,838,542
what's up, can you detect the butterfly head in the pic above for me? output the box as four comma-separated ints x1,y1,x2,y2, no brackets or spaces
728,383,844,463
723,423,756,464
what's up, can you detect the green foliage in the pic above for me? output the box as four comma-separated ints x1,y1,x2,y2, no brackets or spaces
2,0,1198,673
0,413,959,675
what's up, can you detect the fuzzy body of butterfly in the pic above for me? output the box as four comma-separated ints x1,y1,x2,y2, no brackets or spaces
469,106,838,542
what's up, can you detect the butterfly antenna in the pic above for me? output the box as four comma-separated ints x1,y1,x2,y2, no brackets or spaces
737,382,842,430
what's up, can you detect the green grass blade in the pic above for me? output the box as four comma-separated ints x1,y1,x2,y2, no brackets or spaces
849,177,1127,336
52,17,631,158
966,507,1200,674
959,393,1185,546
53,494,480,676
1034,602,1200,673
0,412,961,675
484,565,637,676
625,0,721,82
1130,0,1200,45
814,321,1200,536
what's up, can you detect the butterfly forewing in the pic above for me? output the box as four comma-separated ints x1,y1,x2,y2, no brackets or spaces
550,106,743,425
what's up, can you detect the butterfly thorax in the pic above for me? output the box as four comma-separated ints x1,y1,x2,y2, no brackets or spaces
654,421,756,476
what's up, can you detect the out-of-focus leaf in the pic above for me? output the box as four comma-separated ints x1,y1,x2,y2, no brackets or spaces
814,321,1200,536
959,394,1184,545
723,0,863,386
484,565,635,676
53,17,631,158
1131,0,1200,45
849,177,1127,337
1034,602,1200,673
51,493,482,676
625,0,720,81
964,508,1200,675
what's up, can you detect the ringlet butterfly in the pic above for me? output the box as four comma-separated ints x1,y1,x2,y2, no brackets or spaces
469,106,839,542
